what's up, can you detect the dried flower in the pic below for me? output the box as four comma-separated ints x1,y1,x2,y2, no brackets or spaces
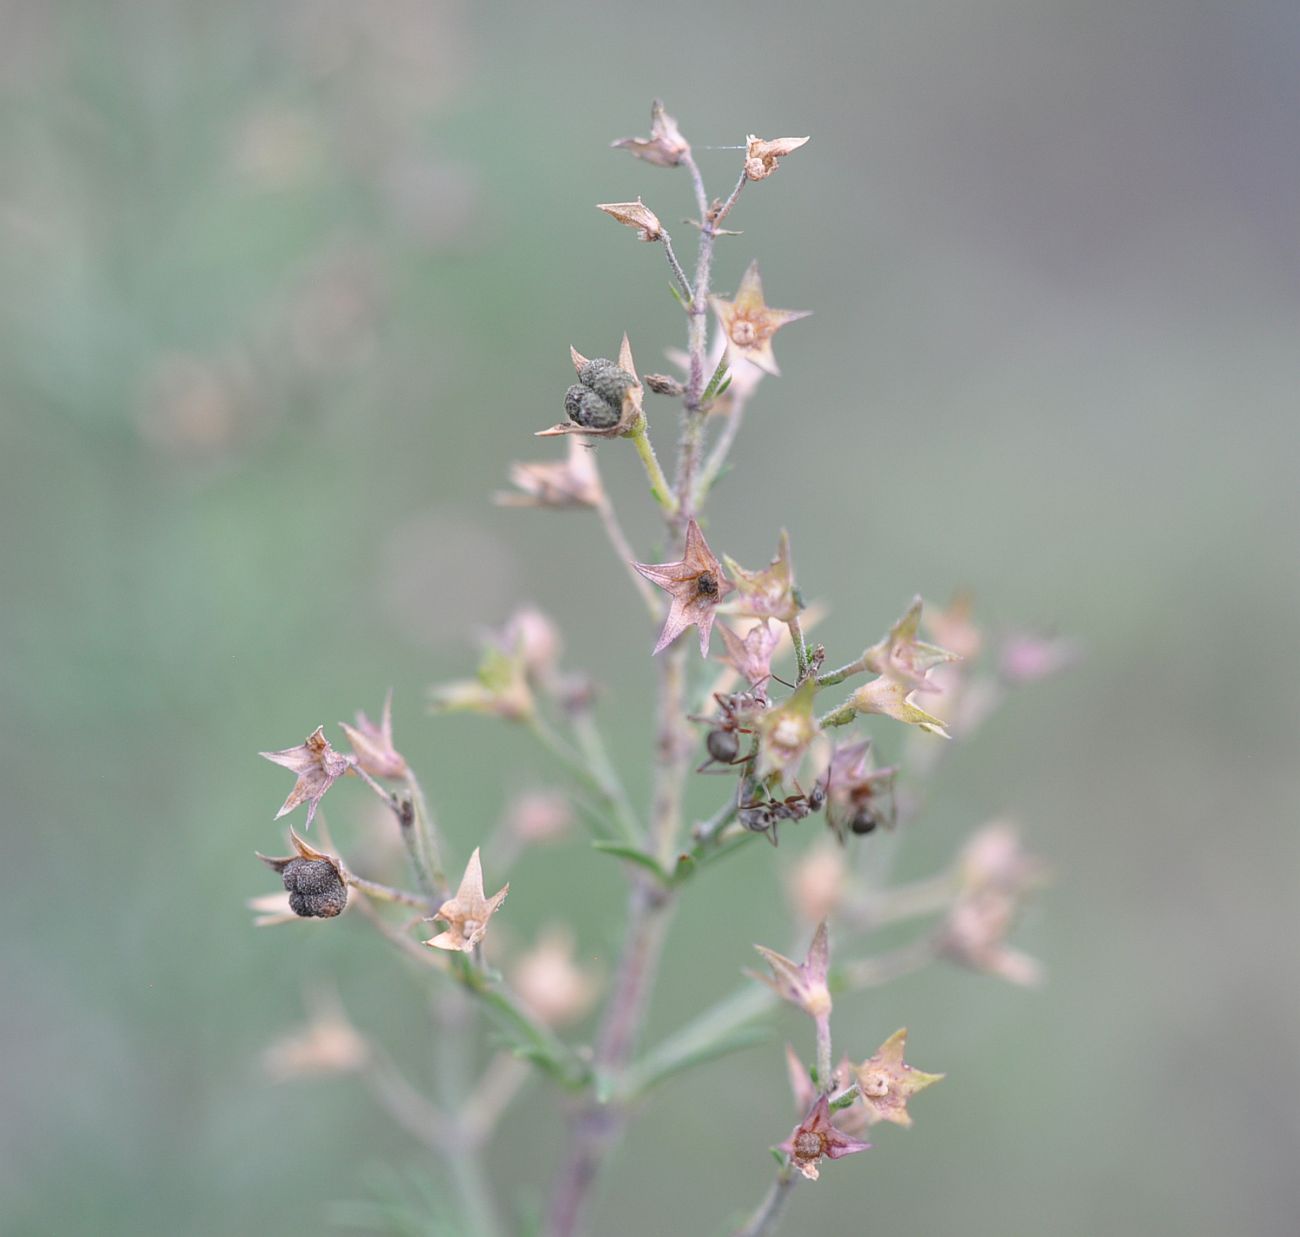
786,840,849,924
716,619,781,686
424,848,508,952
633,518,733,656
263,991,370,1081
499,605,564,684
999,632,1080,684
644,373,685,397
257,828,349,919
849,676,951,738
710,261,811,376
744,134,810,182
937,829,1045,987
497,437,604,509
537,336,644,439
260,726,352,830
864,596,961,692
596,198,663,242
852,1029,943,1128
611,99,689,167
724,529,799,622
429,629,536,722
510,927,600,1028
751,920,832,1020
959,820,1048,896
340,690,408,780
503,788,574,846
779,1094,870,1181
754,677,820,782
246,891,300,928
923,592,984,663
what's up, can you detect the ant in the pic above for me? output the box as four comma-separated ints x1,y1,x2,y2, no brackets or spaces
737,778,827,845
691,687,768,774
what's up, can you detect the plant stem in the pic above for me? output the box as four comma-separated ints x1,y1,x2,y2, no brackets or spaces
527,715,643,845
787,615,810,681
595,491,662,615
343,871,429,909
660,231,693,301
628,417,677,513
815,1014,833,1091
405,769,448,897
816,652,868,688
733,1166,796,1237
817,700,857,729
694,382,753,503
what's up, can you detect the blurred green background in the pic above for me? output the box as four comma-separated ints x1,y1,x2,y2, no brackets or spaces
3,1,1299,1234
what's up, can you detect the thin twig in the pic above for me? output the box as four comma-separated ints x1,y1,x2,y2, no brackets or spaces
343,871,430,910
661,231,693,301
787,615,810,682
595,491,662,616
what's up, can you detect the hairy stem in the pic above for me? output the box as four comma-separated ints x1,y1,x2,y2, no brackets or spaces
628,417,677,513
660,230,693,301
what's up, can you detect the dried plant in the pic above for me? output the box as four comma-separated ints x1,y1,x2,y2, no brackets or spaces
250,100,1063,1237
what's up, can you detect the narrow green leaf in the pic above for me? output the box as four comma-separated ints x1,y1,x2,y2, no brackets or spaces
591,840,669,882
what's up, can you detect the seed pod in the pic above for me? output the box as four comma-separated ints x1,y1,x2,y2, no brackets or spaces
564,383,619,429
578,358,637,409
281,857,349,918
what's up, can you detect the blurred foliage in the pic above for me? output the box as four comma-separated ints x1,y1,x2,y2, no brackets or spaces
2,1,1299,1234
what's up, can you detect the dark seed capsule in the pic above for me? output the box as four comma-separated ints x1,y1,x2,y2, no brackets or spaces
695,571,719,599
578,358,637,408
281,857,348,918
565,384,620,429
706,727,740,763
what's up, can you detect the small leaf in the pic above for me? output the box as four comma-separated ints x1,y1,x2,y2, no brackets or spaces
714,374,732,397
669,283,686,307
770,1147,786,1167
591,840,669,883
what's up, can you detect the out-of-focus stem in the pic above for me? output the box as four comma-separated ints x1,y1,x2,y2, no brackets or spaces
733,1166,796,1237
527,715,642,845
595,490,661,616
404,769,448,898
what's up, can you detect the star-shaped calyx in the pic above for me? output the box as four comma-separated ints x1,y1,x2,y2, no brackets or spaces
339,690,407,780
724,529,799,623
852,1029,944,1128
779,1094,870,1181
537,335,644,439
633,518,733,656
260,726,352,829
750,920,831,1021
716,619,781,686
711,261,811,376
423,848,508,953
496,437,604,509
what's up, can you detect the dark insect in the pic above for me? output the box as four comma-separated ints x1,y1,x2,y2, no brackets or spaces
691,689,764,774
849,807,878,835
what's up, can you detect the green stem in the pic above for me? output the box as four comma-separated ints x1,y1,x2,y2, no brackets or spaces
527,715,642,845
628,417,677,512
787,615,810,681
816,653,868,689
817,700,857,729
